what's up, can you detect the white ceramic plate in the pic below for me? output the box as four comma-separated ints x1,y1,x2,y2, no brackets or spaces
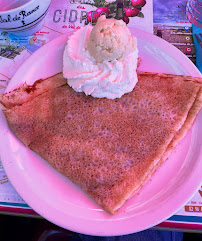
0,29,202,236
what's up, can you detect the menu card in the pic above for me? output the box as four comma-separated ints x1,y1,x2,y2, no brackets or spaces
153,0,196,64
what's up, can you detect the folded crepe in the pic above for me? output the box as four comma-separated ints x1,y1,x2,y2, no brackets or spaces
0,71,201,214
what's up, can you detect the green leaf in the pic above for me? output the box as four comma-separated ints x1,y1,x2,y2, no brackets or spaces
138,12,144,18
93,0,106,7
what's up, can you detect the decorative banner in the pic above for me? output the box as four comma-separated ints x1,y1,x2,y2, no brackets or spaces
46,0,153,33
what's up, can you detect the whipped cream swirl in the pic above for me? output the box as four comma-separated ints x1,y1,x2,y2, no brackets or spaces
63,26,138,99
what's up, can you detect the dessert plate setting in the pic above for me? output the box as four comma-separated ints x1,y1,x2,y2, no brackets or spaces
0,28,201,236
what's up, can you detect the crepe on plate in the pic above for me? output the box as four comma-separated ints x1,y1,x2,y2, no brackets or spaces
0,71,201,214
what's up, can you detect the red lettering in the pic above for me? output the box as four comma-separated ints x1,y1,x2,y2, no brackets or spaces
185,205,202,212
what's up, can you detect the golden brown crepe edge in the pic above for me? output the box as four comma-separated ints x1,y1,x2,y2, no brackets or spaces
158,87,202,163
106,87,202,214
0,73,66,109
1,71,202,110
137,71,202,84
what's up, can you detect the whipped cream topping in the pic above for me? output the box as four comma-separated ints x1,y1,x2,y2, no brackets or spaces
63,25,138,99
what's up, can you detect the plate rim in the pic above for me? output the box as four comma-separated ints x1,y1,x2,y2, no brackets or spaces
0,28,202,236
